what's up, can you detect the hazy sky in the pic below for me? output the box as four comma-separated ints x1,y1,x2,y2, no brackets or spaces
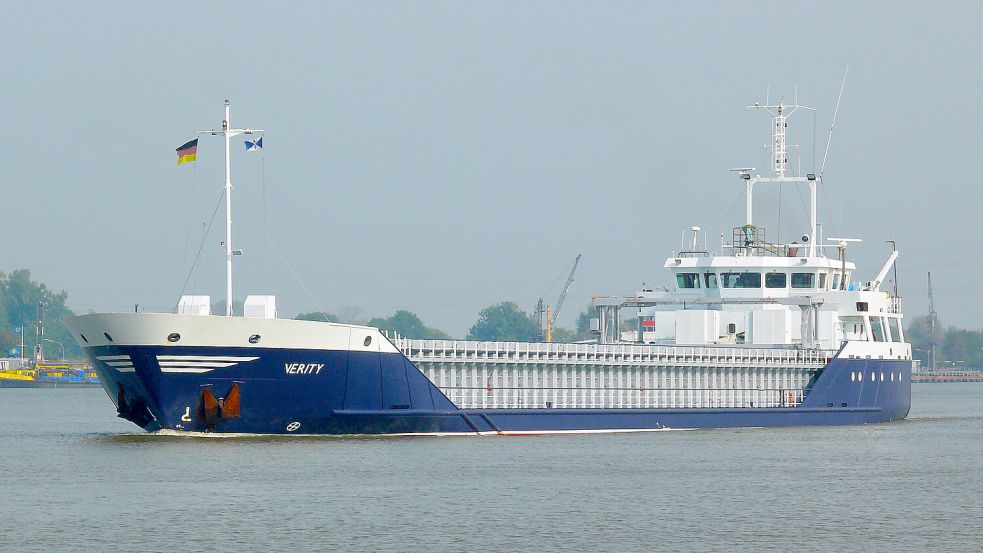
3,2,981,335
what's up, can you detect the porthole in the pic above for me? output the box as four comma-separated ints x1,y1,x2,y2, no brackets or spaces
858,372,863,381
167,333,181,343
248,334,261,344
850,371,855,382
363,335,372,347
880,372,884,381
104,333,114,342
871,372,875,382
899,372,903,382
891,372,895,382
80,334,88,344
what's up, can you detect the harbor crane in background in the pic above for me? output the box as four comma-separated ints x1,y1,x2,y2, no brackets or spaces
928,272,939,371
536,254,581,343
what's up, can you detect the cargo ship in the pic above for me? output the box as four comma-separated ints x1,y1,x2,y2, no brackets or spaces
67,97,911,435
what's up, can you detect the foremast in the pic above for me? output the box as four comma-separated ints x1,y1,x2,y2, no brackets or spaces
198,100,263,316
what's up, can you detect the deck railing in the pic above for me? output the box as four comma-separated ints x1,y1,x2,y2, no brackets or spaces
388,336,835,370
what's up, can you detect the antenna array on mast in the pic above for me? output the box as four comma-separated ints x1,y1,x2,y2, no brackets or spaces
741,94,818,256
747,98,815,179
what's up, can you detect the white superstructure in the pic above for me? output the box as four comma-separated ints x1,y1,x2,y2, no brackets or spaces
590,94,908,359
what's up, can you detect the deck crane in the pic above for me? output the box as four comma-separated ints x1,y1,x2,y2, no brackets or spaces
928,272,939,371
543,254,581,342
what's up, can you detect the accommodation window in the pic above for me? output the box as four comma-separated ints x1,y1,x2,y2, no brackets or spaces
676,273,700,289
765,272,787,288
721,272,761,288
704,273,718,288
791,272,815,288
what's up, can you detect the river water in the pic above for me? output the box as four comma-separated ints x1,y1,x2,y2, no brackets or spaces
1,384,980,552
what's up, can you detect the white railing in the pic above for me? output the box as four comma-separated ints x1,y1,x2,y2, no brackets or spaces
390,336,834,370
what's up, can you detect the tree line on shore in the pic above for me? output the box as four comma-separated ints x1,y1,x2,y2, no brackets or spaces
0,270,81,359
297,301,592,343
905,315,983,369
4,268,982,366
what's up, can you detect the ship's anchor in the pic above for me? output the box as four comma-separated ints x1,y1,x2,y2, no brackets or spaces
196,383,241,430
115,383,156,429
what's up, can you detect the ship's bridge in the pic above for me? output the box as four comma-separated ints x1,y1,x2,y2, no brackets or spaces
665,254,856,299
588,220,904,351
664,224,856,298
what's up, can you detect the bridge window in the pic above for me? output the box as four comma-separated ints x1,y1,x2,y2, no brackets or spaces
832,272,841,290
704,273,718,288
818,272,828,289
889,318,901,342
676,273,700,289
721,272,761,288
871,319,885,342
791,272,815,288
765,272,787,288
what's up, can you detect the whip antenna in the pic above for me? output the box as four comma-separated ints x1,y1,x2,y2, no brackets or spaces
819,63,850,180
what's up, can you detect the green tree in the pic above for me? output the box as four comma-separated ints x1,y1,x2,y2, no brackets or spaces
467,301,540,341
295,311,340,323
550,327,578,343
941,327,983,368
570,307,600,341
367,310,451,339
0,269,80,359
0,300,13,354
905,315,983,369
905,315,931,365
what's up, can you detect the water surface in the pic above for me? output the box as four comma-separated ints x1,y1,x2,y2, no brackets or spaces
1,385,980,552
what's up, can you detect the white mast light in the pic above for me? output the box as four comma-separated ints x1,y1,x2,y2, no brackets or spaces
198,100,264,317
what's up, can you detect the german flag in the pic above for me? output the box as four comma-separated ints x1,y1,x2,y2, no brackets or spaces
176,138,198,165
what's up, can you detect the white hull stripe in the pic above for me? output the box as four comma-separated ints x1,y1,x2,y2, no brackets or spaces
97,355,131,361
155,355,258,374
156,355,259,362
106,361,134,367
158,361,237,368
116,367,136,373
159,368,214,374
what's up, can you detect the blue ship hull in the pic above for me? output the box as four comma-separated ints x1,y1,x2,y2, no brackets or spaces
84,343,911,435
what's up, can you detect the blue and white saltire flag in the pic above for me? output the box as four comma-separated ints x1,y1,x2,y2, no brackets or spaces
244,136,264,151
